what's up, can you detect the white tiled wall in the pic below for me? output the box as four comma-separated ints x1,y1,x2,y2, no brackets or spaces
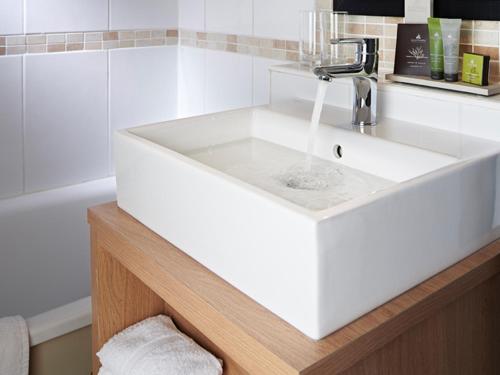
110,46,178,170
0,56,23,198
460,105,500,142
379,91,462,132
180,0,313,36
253,0,315,40
0,0,181,198
26,0,108,33
110,46,178,131
110,0,178,30
178,0,205,31
178,47,206,118
24,52,109,192
178,0,318,116
270,70,352,109
205,49,253,113
205,0,253,35
178,48,280,117
253,57,283,106
0,0,23,34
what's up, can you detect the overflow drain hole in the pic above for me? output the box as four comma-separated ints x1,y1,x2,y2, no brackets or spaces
333,144,343,159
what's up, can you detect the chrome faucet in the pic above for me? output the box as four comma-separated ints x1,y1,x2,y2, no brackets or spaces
313,38,379,126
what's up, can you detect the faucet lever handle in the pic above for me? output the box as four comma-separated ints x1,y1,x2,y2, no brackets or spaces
330,38,365,45
330,38,378,55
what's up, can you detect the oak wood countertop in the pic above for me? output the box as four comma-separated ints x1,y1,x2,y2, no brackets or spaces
88,202,500,374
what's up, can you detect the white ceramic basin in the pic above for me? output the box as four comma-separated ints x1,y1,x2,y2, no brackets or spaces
115,104,500,339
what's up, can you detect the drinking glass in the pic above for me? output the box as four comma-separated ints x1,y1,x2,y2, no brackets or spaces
299,10,321,66
299,10,347,66
320,11,347,65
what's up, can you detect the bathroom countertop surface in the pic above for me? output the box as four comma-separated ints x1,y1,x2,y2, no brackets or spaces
271,63,500,110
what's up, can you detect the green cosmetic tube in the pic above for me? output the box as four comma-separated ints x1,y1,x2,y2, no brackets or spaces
428,17,444,80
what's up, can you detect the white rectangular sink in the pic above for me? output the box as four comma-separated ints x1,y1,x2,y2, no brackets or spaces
115,104,500,339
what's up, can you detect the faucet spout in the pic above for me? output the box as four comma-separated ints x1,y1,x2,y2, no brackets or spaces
313,38,379,126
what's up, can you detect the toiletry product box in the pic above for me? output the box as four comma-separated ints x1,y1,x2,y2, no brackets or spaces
462,53,490,86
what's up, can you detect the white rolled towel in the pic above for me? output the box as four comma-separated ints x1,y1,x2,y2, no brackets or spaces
97,315,223,375
0,315,29,375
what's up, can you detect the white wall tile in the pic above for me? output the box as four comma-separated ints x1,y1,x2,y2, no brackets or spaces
110,0,178,30
0,0,23,34
26,0,108,33
24,52,109,192
0,56,23,198
461,104,500,142
205,49,253,113
110,46,177,131
179,0,205,31
270,70,352,109
178,47,206,118
379,91,461,132
253,57,283,106
206,0,253,35
254,0,314,40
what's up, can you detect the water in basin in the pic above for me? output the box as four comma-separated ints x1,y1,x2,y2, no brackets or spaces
186,138,394,211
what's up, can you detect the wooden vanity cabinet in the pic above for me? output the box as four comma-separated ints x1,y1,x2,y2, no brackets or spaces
89,202,500,375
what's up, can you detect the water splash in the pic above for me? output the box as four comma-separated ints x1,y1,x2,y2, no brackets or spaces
275,160,342,191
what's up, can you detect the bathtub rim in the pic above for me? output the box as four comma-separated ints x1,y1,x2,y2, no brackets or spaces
26,296,91,347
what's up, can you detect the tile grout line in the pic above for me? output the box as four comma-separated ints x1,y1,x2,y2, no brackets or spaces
251,0,255,106
497,22,500,76
22,0,26,34
107,0,111,32
107,50,112,177
203,0,207,32
21,55,26,193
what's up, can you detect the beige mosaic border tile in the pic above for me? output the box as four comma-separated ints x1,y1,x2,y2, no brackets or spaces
1,10,498,82
179,29,299,62
0,29,178,55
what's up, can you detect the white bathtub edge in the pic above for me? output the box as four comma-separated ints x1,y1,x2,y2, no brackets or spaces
26,296,91,347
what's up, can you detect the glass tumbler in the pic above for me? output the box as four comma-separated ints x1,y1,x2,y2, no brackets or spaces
300,10,347,66
320,11,347,65
299,10,322,66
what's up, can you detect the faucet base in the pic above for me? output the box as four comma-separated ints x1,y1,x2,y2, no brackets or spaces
352,76,377,127
354,121,377,126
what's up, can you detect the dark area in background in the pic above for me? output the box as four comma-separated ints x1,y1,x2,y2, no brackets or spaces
434,0,500,20
333,0,500,20
333,0,404,17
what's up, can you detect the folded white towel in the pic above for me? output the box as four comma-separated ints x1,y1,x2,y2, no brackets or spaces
97,315,223,375
0,315,29,375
